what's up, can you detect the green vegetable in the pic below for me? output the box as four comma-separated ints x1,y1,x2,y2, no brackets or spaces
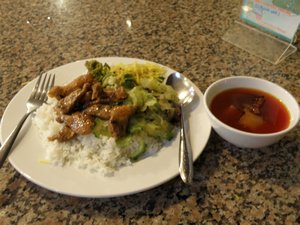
116,135,146,161
140,78,179,104
129,111,175,141
122,74,136,89
93,118,111,137
85,60,180,162
85,60,111,82
127,86,157,111
157,76,165,83
129,140,146,161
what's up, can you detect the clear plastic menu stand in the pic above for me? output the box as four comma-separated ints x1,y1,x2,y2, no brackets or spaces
222,0,300,65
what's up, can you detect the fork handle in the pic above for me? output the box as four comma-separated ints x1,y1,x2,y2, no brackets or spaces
0,111,32,167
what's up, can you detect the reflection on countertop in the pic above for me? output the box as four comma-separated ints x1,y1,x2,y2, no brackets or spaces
0,0,300,224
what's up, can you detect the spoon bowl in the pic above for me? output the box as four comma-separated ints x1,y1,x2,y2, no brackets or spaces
166,72,195,184
166,73,195,105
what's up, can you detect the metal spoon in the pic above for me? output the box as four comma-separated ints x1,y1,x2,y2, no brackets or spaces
166,72,195,184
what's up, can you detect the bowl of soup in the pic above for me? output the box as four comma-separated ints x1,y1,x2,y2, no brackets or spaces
203,76,300,148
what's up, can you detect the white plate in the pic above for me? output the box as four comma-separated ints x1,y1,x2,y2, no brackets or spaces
0,57,211,198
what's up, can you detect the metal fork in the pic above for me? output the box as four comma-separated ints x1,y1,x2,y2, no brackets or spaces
0,73,55,167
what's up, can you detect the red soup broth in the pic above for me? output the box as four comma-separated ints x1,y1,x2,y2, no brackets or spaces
210,88,290,134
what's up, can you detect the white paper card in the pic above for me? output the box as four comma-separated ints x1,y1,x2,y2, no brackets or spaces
241,0,300,42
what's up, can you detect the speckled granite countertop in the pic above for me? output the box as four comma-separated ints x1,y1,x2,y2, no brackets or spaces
1,0,300,224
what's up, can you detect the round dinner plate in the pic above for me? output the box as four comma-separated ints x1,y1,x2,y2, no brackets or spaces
0,57,211,198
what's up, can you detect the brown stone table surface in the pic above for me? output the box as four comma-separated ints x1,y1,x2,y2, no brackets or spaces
0,0,299,224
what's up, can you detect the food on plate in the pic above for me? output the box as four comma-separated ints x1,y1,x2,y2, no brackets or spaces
33,60,180,175
210,88,290,133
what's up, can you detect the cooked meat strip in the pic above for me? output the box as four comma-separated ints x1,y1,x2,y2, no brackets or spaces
233,94,265,115
54,106,65,123
91,82,102,100
62,112,94,135
48,72,139,141
79,91,93,109
83,91,92,101
83,104,113,120
48,126,76,142
103,86,128,102
108,105,136,138
48,74,94,99
48,86,64,100
56,83,91,114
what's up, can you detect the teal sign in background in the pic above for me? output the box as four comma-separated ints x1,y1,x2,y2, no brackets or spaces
272,0,300,14
241,0,300,42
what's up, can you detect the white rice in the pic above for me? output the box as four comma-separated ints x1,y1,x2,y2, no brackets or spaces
33,98,133,176
33,98,165,176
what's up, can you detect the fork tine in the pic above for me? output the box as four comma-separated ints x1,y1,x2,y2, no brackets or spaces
33,74,42,91
49,73,55,89
40,73,55,102
35,74,47,100
28,73,55,103
29,74,42,100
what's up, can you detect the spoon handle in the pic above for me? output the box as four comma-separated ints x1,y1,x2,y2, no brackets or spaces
179,107,193,184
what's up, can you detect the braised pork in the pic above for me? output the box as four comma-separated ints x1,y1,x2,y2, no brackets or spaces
108,105,136,137
83,104,113,120
91,82,102,100
48,74,136,141
233,94,265,115
48,126,76,142
55,83,90,114
48,74,94,99
103,86,128,101
61,112,94,135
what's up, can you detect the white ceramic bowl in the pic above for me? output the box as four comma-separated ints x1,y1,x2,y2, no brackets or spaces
203,76,300,148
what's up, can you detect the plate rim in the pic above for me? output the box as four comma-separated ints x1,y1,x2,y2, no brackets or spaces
0,57,211,198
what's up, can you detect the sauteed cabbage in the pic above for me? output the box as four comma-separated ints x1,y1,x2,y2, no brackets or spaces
86,60,180,161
